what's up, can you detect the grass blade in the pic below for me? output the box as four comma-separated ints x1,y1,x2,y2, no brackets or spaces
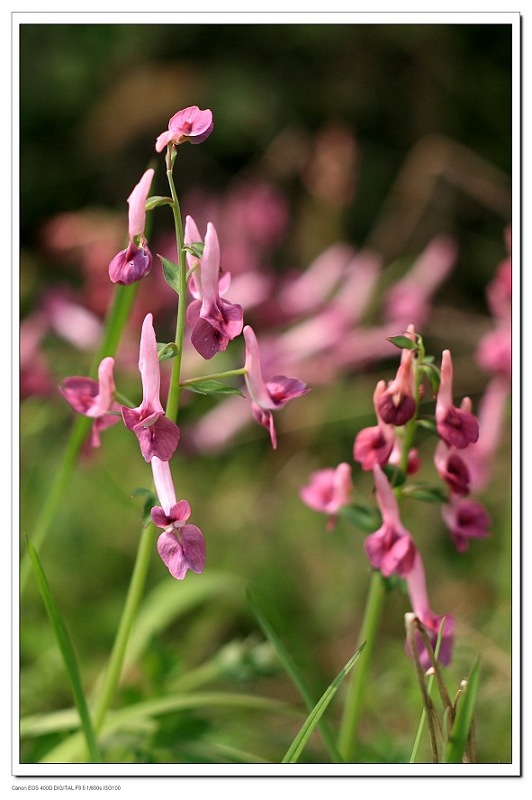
282,643,366,764
442,658,480,763
247,590,343,763
26,539,102,763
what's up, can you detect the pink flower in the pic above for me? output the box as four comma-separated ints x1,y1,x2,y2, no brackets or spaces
435,350,479,449
59,357,121,447
186,222,243,359
121,313,180,462
460,376,510,493
151,457,205,580
155,106,213,152
364,466,417,578
353,381,396,470
442,496,491,553
109,169,155,285
300,462,354,530
376,344,416,427
433,439,470,496
243,325,310,449
405,552,454,668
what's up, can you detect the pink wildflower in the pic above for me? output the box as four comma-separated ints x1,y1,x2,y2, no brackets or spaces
364,466,417,578
243,325,310,449
300,462,354,530
435,350,479,449
59,356,121,447
353,381,396,470
109,169,155,285
460,376,510,493
405,552,454,668
442,496,491,553
121,313,180,462
151,456,205,580
186,222,243,359
433,439,470,496
155,106,213,153
377,345,416,427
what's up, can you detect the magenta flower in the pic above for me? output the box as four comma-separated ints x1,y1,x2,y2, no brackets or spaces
353,381,395,470
109,169,155,285
121,313,180,462
460,376,510,493
59,356,121,447
151,456,205,580
434,440,470,496
300,462,354,530
364,466,417,578
186,222,243,359
377,346,416,426
405,552,454,668
155,106,213,153
435,350,479,449
243,325,310,449
442,496,491,553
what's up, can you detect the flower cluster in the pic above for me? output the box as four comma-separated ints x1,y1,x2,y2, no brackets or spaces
59,106,309,581
301,326,494,668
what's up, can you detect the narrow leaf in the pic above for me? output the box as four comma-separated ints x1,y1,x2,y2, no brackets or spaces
144,195,173,211
159,255,181,294
157,341,179,362
338,503,382,532
387,335,418,351
183,379,243,397
183,242,205,259
247,591,343,763
443,659,480,763
403,483,449,503
282,643,366,763
26,539,102,763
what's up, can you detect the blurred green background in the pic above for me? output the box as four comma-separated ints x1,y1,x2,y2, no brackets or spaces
19,21,512,765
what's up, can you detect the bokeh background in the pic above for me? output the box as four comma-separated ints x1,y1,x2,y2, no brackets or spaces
19,21,513,765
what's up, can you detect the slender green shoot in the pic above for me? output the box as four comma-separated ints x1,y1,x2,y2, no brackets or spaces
443,659,480,763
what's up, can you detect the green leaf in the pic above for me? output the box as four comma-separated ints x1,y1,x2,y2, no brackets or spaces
416,417,438,435
157,341,179,362
403,483,449,503
247,591,344,763
421,363,441,396
26,539,102,763
443,659,480,763
159,255,181,294
387,334,418,351
338,503,382,532
144,195,173,211
183,241,205,259
282,643,366,763
130,487,158,525
183,379,243,397
382,463,407,487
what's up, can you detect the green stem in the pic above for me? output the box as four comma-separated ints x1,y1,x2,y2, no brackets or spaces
164,158,187,423
20,283,138,594
180,367,247,386
92,522,157,735
337,570,386,762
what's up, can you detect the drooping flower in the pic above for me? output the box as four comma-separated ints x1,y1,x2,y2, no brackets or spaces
300,462,354,530
377,345,416,427
243,325,310,449
364,466,417,577
441,496,491,553
109,169,155,285
151,456,205,580
435,350,479,449
405,551,454,668
433,439,470,496
155,106,213,153
186,222,243,359
59,356,121,447
353,381,396,470
121,313,180,462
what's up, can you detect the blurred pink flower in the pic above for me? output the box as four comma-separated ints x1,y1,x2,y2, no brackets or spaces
405,552,454,668
442,496,491,553
364,466,417,577
121,313,180,462
377,345,416,427
433,440,471,496
155,106,213,152
187,222,244,360
435,350,479,449
151,456,205,580
300,462,354,530
243,325,310,449
109,169,155,285
59,357,121,447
